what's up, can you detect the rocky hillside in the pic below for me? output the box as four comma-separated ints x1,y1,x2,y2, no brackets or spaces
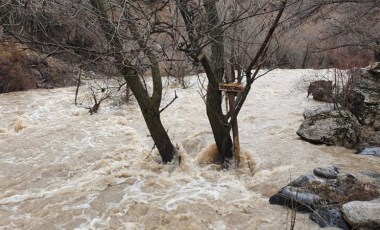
0,42,75,93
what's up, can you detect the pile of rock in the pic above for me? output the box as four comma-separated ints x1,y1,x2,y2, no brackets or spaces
299,62,380,151
269,166,380,229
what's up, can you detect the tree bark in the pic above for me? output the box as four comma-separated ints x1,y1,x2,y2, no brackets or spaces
206,78,233,166
204,1,233,165
118,65,175,163
177,0,233,166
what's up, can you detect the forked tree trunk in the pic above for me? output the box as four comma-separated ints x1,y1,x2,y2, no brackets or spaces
117,63,175,164
203,1,234,166
177,0,234,165
91,0,175,163
206,81,233,165
176,0,287,167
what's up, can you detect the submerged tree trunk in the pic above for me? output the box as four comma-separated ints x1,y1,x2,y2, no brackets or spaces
205,78,233,165
198,54,233,165
204,1,233,166
176,0,287,167
140,108,175,163
118,65,175,163
177,0,233,165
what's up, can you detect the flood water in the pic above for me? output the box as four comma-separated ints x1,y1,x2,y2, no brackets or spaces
0,69,379,229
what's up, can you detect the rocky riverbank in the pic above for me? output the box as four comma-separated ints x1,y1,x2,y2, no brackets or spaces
297,62,380,152
281,63,380,229
270,166,380,229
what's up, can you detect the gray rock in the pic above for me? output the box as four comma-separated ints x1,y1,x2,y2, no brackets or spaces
368,62,380,74
303,105,335,119
269,186,321,212
342,199,380,230
348,70,380,126
297,110,361,148
289,174,320,187
356,147,380,157
362,170,380,186
30,68,42,79
310,208,350,229
307,80,335,102
363,170,380,179
374,119,380,131
314,166,339,179
36,82,54,89
270,167,380,228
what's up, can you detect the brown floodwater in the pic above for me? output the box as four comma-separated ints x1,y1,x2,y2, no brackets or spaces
0,69,379,229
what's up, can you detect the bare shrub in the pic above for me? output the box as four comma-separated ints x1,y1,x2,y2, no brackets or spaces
293,69,331,96
305,178,379,206
295,68,360,110
74,68,128,114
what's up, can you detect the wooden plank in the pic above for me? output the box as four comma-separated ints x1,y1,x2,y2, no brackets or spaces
219,83,244,92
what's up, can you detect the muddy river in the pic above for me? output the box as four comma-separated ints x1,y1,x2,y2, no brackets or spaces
0,69,379,229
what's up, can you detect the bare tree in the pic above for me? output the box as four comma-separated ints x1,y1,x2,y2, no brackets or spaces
174,0,288,166
88,0,179,163
1,0,290,166
292,0,380,67
2,0,378,167
2,0,177,163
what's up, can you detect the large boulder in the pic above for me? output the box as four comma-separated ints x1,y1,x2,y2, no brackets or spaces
342,199,380,230
348,64,380,126
307,80,335,102
303,105,335,119
297,110,361,148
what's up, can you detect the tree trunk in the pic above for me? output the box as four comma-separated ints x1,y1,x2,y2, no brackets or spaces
197,54,233,166
206,82,233,166
204,1,233,166
119,65,175,163
176,0,235,165
141,106,175,163
90,0,175,163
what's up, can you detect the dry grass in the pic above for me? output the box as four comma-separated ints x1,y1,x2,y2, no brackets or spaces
305,177,380,207
0,42,36,93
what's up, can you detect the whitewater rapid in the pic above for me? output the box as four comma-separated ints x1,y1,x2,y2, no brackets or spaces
0,69,379,229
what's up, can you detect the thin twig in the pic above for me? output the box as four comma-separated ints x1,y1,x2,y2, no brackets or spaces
159,90,178,113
